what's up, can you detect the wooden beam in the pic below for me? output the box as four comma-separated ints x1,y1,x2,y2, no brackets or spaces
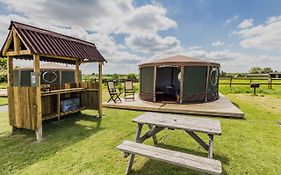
42,54,78,62
185,130,209,151
98,62,103,117
75,61,80,86
13,28,20,53
2,30,13,55
5,50,32,56
33,54,43,141
7,56,13,87
205,65,210,102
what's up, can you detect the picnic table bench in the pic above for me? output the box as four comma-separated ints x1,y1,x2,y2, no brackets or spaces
117,112,222,174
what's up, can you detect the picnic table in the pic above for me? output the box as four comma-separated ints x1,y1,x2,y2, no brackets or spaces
118,112,222,174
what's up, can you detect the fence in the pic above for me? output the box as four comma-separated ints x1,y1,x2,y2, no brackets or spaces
219,77,281,88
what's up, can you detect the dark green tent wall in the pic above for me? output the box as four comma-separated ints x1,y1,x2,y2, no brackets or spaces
140,66,154,101
139,55,220,104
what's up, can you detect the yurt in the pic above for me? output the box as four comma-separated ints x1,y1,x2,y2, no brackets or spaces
139,55,220,103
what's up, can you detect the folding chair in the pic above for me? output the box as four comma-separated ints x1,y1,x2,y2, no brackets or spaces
124,80,135,101
107,81,122,103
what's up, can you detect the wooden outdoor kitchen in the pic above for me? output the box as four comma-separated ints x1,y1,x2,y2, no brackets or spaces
0,21,106,141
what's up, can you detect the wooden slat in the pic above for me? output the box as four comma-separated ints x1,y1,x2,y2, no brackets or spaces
118,141,222,175
133,112,221,135
41,88,86,96
8,87,38,130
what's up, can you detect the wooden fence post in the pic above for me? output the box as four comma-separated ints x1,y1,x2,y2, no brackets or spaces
230,77,232,87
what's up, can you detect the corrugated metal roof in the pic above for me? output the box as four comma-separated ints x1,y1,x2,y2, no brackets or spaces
140,55,220,67
1,21,106,63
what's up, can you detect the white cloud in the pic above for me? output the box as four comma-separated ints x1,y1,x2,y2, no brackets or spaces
187,46,202,50
211,41,225,47
125,33,182,54
234,16,281,51
225,15,239,25
184,48,281,72
238,18,254,29
0,0,180,74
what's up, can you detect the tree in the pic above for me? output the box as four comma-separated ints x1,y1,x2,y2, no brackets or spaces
0,58,7,70
112,73,119,80
249,67,262,74
127,73,138,82
261,67,273,74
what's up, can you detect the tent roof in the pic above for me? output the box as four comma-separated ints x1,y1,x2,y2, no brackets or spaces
1,21,106,64
140,55,220,67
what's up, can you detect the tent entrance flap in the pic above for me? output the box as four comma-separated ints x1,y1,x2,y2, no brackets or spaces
156,66,180,102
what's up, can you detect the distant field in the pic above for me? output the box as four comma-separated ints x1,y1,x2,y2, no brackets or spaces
0,97,7,106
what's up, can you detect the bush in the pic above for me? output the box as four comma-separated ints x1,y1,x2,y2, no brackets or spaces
127,73,138,82
0,71,7,83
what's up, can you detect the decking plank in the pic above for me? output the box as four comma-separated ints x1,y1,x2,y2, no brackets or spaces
118,141,222,175
133,112,221,135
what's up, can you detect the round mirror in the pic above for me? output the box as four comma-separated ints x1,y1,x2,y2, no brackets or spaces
42,71,57,84
210,67,219,86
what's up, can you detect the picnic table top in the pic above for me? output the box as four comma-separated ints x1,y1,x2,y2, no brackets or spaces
133,112,222,135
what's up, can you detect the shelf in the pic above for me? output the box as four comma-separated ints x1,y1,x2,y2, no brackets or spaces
43,107,86,120
41,88,86,96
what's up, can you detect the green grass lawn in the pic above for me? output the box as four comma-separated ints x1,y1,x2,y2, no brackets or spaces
0,97,8,106
0,84,280,174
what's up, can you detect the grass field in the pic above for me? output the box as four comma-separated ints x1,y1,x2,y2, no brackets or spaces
0,97,8,106
0,84,280,174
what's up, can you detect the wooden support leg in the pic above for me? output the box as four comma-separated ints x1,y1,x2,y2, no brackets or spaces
208,134,214,159
35,127,43,141
185,131,209,151
126,124,143,174
148,125,158,144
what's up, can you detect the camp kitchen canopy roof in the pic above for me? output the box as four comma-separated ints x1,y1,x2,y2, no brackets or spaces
0,21,106,64
139,55,220,68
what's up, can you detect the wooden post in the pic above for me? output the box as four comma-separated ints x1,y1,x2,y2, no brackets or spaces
126,123,143,174
180,66,184,104
230,77,232,87
204,65,210,102
13,29,20,53
153,66,157,102
75,61,80,87
98,62,103,117
7,56,13,86
33,55,43,141
208,134,214,159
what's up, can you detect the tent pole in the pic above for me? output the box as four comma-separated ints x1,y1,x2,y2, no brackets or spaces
153,66,157,102
205,65,210,102
180,66,184,104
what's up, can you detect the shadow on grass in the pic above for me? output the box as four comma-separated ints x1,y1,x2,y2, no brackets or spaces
0,112,104,174
130,142,229,175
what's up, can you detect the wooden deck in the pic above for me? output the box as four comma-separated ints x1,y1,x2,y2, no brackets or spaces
103,94,244,118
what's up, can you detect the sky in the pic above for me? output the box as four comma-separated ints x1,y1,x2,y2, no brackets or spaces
0,0,281,74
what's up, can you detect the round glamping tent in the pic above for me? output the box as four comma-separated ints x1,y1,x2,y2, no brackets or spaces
139,55,220,103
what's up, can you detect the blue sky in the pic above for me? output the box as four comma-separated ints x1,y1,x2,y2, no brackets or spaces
0,0,280,74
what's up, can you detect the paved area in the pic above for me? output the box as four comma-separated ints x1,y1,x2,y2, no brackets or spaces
0,89,7,97
0,105,8,112
103,93,244,118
